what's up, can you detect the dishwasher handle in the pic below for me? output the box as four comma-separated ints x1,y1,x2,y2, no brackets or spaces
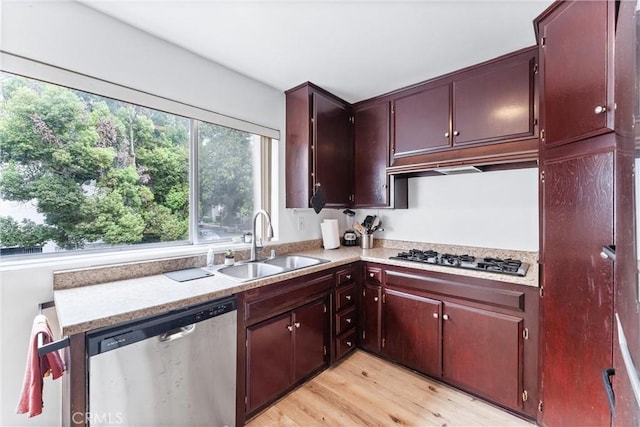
158,324,196,343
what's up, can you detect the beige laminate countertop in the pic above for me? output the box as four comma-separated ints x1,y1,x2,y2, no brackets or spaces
54,246,538,336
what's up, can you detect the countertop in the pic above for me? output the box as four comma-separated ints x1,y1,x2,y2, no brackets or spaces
54,246,538,336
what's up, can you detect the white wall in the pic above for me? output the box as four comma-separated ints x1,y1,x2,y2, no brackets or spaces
0,1,539,425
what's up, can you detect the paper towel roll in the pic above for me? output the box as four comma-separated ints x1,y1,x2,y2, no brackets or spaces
320,219,340,249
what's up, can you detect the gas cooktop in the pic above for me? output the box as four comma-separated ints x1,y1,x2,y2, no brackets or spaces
390,249,529,277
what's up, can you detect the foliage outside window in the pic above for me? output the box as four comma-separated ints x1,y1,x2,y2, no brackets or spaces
0,72,264,257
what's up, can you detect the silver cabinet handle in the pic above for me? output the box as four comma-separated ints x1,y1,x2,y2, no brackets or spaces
374,296,379,302
442,314,450,320
158,324,196,343
595,105,607,114
287,325,293,331
346,341,353,347
346,274,352,280
369,272,375,278
345,295,352,301
432,313,439,319
444,132,450,138
600,251,609,259
294,322,301,328
453,130,460,136
345,318,352,324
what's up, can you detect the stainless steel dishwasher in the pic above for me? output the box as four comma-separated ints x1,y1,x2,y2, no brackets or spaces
86,295,237,427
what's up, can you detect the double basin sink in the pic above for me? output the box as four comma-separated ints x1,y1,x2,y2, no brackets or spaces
213,255,329,282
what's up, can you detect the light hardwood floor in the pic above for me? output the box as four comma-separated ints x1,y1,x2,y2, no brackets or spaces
246,350,536,427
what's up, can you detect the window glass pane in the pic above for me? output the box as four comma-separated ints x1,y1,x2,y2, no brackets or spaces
0,72,190,255
197,122,258,244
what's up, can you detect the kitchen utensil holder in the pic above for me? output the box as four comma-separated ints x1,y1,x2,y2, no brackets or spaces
361,234,374,249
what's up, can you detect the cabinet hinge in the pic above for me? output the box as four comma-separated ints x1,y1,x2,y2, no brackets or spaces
539,286,544,298
323,345,327,356
538,400,544,412
323,304,327,313
540,129,545,142
391,103,395,114
382,338,386,348
540,36,546,47
540,171,545,183
533,64,539,74
533,118,538,127
349,115,355,124
522,390,528,402
310,117,315,123
523,328,529,340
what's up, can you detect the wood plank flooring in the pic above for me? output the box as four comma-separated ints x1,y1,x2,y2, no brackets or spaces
246,351,535,427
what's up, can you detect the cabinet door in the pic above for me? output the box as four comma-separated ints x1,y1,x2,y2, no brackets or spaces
361,283,382,353
443,302,523,411
292,298,328,382
537,0,614,147
246,312,292,413
453,51,536,147
383,288,442,377
391,83,451,161
313,92,352,207
540,143,614,427
353,101,390,207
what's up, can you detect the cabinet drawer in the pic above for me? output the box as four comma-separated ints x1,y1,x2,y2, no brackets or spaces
365,266,382,284
336,283,357,311
335,329,357,360
337,267,356,286
335,306,357,335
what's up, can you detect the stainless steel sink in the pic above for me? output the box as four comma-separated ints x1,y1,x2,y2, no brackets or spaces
213,255,328,282
263,255,325,269
215,262,285,282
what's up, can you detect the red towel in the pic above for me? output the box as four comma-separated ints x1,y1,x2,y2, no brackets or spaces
16,314,66,417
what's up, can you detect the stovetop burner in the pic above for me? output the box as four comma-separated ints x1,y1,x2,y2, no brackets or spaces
390,249,529,277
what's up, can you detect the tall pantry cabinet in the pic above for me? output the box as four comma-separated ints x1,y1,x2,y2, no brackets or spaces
535,1,621,426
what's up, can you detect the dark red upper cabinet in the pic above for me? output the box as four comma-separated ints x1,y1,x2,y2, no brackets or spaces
391,83,452,161
535,0,615,147
452,50,537,147
388,47,538,171
285,82,353,208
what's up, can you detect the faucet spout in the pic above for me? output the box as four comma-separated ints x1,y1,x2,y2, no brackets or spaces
250,209,274,262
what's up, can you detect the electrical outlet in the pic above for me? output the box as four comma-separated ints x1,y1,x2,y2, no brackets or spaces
297,216,305,232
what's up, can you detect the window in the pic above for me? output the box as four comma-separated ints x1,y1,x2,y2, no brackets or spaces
0,72,273,257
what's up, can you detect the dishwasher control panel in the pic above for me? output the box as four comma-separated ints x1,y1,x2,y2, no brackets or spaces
87,295,237,356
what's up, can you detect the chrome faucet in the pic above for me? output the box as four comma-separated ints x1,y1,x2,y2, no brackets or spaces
250,209,274,262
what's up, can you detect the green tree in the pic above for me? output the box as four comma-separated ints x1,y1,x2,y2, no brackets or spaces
0,73,190,250
198,124,254,227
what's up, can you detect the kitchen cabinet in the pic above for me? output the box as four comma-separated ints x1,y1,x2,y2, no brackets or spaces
360,265,382,353
353,100,408,208
285,82,353,208
242,270,332,417
333,264,358,361
442,302,523,410
378,265,539,418
391,83,451,158
535,0,615,147
538,134,615,427
388,47,538,172
382,287,442,377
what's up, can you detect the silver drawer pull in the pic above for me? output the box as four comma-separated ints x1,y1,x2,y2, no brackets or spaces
346,274,352,280
287,325,293,331
442,314,450,320
345,295,351,301
369,273,375,278
432,313,439,319
346,341,352,347
594,105,607,114
294,322,301,328
374,296,379,302
345,318,352,324
158,324,196,343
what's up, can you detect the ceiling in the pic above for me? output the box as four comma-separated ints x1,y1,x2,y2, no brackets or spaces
80,0,553,103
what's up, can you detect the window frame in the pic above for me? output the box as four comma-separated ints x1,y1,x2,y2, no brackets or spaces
0,53,278,260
